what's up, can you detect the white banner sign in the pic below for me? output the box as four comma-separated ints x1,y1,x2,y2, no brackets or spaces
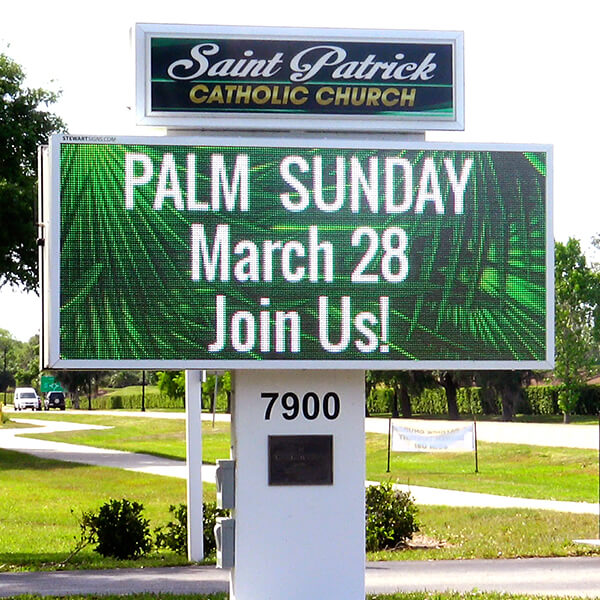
391,422,475,452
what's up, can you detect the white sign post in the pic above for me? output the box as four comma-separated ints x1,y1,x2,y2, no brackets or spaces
185,369,204,561
230,369,365,600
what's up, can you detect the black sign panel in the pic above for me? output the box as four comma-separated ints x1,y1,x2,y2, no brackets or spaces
268,435,333,486
150,38,453,116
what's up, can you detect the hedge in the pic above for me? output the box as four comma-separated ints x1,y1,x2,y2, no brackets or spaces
69,391,229,411
82,391,182,410
368,386,487,416
367,384,600,417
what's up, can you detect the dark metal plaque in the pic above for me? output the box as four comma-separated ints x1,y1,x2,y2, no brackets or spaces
268,435,333,486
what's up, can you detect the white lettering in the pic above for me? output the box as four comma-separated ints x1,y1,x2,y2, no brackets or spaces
211,154,249,212
444,158,473,214
154,153,184,210
415,157,444,214
385,157,413,213
280,156,310,211
124,153,153,209
190,224,230,281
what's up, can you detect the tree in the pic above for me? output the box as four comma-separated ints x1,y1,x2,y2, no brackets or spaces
554,239,600,422
367,371,433,418
53,370,103,409
474,371,531,421
0,328,18,401
432,371,474,420
202,372,231,413
13,334,40,387
0,53,65,290
157,371,186,405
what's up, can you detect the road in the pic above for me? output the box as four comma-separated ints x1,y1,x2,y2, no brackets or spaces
1,557,600,597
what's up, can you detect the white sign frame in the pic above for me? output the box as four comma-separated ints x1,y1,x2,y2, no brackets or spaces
41,133,553,371
134,23,464,132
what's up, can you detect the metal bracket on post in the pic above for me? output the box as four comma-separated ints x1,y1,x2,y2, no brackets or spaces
185,369,204,562
215,517,235,569
216,459,235,509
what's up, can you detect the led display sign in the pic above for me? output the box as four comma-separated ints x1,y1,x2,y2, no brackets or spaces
134,24,464,131
42,134,552,369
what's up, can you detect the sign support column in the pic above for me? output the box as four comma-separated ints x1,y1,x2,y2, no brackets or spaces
185,369,204,562
230,369,365,600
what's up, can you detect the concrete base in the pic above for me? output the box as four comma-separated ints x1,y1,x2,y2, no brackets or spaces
231,369,365,600
574,539,600,546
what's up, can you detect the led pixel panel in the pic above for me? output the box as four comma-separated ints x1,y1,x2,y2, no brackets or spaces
43,135,553,369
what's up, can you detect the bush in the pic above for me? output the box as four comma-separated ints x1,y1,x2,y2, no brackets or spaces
154,502,229,558
576,385,600,414
81,498,152,559
524,385,559,415
366,386,394,414
365,482,419,551
155,503,188,555
203,501,229,557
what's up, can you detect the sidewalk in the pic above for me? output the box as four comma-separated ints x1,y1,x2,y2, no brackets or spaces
0,417,214,481
1,416,597,514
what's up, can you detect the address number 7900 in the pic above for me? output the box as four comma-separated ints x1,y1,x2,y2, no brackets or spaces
262,391,340,421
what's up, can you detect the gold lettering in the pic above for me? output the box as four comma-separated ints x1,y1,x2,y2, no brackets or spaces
290,86,308,105
252,85,271,104
225,85,237,103
382,88,399,107
236,85,252,104
351,87,367,106
189,84,209,104
316,86,334,105
334,87,351,106
366,87,381,106
271,85,282,105
400,88,416,107
206,85,225,104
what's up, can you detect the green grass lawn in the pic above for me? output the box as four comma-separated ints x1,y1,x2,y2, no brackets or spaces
3,410,600,572
13,412,599,503
369,595,591,600
371,505,598,560
102,385,161,397
366,434,599,503
0,442,597,572
13,413,230,464
0,447,209,571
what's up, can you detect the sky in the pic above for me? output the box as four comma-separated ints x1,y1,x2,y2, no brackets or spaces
0,0,597,342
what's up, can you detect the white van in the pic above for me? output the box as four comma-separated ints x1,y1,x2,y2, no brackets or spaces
14,387,41,411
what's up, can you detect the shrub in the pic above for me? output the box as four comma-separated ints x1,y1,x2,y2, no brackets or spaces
203,501,229,557
82,498,152,559
576,385,600,414
155,503,188,555
154,502,229,558
365,482,419,551
366,386,394,414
